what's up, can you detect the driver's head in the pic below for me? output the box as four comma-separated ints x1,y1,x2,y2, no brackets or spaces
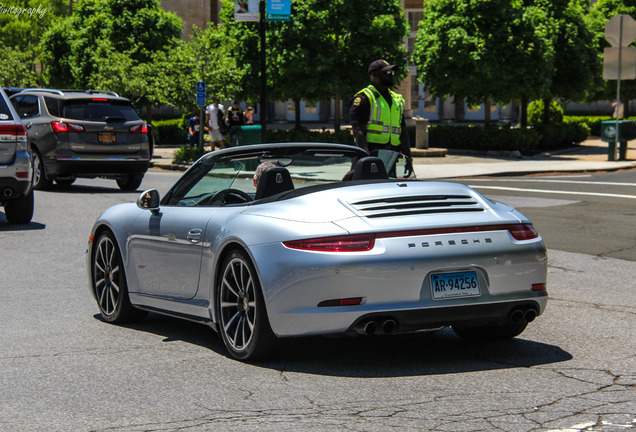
253,161,278,187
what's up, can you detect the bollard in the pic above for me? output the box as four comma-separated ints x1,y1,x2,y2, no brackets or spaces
414,117,429,149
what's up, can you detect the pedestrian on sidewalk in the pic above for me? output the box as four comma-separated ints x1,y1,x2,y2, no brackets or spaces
188,113,200,147
205,98,228,150
349,59,413,177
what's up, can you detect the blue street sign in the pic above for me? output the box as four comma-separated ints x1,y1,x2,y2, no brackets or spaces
196,81,206,106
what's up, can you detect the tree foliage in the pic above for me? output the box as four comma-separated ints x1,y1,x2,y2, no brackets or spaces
588,0,636,117
39,0,181,106
220,0,408,129
413,0,598,125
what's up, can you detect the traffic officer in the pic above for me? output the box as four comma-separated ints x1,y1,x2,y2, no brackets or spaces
350,59,413,177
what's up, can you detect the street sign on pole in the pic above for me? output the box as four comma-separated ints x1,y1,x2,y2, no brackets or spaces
267,0,291,22
605,14,636,47
196,81,206,106
603,47,636,80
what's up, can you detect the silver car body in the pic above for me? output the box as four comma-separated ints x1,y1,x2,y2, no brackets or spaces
88,143,547,344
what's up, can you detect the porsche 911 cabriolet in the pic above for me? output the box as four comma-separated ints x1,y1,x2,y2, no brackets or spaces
87,142,547,360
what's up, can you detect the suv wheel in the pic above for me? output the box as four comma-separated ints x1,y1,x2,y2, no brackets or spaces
32,150,53,190
4,191,34,224
116,174,144,191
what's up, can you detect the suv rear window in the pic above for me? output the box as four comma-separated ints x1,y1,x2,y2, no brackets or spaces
0,95,11,117
62,100,141,122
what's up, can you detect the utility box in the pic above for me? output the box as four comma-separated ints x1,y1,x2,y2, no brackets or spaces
230,125,262,147
600,120,635,161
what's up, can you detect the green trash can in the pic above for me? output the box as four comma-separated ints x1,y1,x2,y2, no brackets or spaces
600,120,635,161
230,125,262,147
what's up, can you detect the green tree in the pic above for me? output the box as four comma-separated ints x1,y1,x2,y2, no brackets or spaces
0,0,71,86
40,0,181,112
412,0,554,126
220,0,409,130
535,0,599,124
588,0,636,117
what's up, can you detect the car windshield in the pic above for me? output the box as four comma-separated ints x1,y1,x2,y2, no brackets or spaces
62,100,140,122
165,146,364,207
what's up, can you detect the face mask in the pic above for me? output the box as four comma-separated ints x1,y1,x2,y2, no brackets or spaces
379,71,394,87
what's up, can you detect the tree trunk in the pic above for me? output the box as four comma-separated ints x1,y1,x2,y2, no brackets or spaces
520,95,529,128
333,94,341,131
542,96,551,125
484,95,491,127
294,98,301,130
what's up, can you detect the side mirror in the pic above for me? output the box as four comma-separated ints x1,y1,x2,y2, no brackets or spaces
137,189,160,213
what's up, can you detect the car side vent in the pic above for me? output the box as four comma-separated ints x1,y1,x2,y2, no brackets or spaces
349,194,485,218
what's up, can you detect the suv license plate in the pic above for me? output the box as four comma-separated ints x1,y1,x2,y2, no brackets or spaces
99,133,116,143
431,271,480,299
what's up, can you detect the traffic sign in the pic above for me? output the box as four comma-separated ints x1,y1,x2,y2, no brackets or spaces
196,81,206,106
605,14,636,47
603,47,636,80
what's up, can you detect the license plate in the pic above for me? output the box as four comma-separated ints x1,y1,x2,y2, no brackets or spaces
431,271,480,299
98,133,116,143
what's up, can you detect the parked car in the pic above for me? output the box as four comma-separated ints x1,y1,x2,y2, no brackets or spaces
10,89,151,191
0,87,33,224
87,143,548,361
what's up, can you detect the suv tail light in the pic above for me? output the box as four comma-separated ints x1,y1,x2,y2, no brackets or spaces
0,124,27,137
129,123,148,134
51,121,85,132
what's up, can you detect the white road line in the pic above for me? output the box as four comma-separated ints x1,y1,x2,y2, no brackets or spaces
469,185,636,200
468,178,636,187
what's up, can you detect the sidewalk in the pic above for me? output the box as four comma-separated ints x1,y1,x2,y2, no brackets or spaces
150,138,636,180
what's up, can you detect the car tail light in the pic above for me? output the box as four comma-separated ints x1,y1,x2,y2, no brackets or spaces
318,297,363,307
375,224,539,241
532,283,546,291
283,234,376,252
129,123,148,133
92,98,108,101
51,121,84,132
0,124,27,136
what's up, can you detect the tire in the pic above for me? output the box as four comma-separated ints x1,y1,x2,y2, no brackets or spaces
452,320,528,342
92,231,146,323
4,192,34,224
32,150,53,190
55,178,75,186
216,250,276,361
116,174,144,191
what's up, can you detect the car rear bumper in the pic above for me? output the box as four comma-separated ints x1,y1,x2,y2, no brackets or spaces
45,155,150,178
0,150,33,199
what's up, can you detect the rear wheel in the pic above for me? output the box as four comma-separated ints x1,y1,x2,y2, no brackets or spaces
116,174,144,191
32,150,52,190
92,232,146,323
216,250,276,361
452,320,528,341
55,178,75,186
4,192,34,224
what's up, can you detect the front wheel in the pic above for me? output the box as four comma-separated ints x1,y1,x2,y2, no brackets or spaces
216,250,276,361
92,232,145,323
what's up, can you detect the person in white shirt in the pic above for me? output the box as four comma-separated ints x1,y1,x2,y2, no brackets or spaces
205,98,227,149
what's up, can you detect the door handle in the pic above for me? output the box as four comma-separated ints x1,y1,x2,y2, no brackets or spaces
187,228,203,244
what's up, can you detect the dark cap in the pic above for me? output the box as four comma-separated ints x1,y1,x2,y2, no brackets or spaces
368,59,395,74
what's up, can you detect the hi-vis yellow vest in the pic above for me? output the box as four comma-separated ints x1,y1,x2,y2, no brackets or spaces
357,85,404,146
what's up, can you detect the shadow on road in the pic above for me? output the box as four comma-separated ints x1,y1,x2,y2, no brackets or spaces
106,313,572,378
0,216,46,230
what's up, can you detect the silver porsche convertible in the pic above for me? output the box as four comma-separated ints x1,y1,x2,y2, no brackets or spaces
87,142,548,360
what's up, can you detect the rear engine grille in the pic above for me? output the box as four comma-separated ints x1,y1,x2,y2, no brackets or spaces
349,194,485,218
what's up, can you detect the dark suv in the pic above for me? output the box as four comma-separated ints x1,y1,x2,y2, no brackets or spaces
0,87,33,224
10,89,151,191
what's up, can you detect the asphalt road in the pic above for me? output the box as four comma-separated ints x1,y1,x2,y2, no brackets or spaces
0,169,635,432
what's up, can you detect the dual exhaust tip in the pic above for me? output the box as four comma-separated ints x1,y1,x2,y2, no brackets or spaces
510,308,537,324
359,318,398,335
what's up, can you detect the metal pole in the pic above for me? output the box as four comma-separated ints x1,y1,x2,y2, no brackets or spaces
614,15,623,160
259,0,267,143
